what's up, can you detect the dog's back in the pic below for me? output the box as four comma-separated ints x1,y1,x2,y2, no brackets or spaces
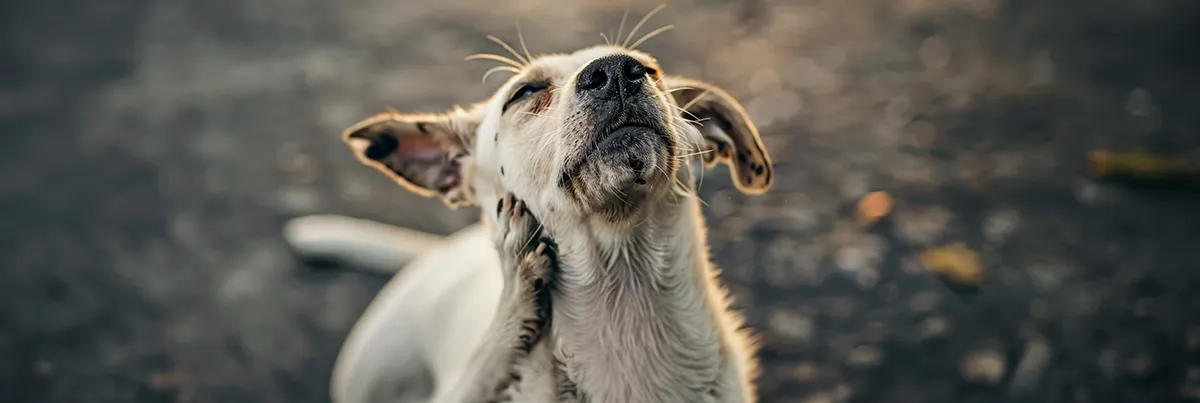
291,219,505,403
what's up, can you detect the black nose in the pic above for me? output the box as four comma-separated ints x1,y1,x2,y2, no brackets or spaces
575,54,647,100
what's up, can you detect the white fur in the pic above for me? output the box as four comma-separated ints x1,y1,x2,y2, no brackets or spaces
292,43,772,403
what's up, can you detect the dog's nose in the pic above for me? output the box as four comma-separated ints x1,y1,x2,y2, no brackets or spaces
576,54,647,100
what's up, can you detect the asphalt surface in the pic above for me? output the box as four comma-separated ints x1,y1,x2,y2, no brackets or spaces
2,0,1199,402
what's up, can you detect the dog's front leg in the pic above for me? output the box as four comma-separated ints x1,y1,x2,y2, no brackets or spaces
433,193,555,403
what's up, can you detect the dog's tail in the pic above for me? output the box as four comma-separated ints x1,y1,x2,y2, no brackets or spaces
283,214,445,276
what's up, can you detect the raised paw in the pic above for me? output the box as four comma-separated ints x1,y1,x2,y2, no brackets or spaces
514,236,557,353
518,237,557,295
492,193,544,264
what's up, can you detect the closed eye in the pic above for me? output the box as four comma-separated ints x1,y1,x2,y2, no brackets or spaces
503,81,550,112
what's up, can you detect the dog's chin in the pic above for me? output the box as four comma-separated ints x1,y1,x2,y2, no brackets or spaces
569,125,672,222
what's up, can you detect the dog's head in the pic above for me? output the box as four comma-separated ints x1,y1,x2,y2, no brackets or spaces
342,44,772,226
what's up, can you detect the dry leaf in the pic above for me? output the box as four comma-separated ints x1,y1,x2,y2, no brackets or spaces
856,191,894,227
920,242,985,286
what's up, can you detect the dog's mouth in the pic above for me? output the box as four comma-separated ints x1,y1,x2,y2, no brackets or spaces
594,123,662,159
557,118,674,218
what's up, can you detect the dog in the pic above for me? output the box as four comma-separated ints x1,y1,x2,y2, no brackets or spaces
284,18,775,402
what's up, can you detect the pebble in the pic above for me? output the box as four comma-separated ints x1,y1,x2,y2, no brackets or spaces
982,207,1020,245
909,291,942,313
918,36,950,70
918,316,951,339
846,344,885,368
768,309,816,344
791,361,821,382
1126,353,1153,378
1009,336,1051,393
961,349,1007,385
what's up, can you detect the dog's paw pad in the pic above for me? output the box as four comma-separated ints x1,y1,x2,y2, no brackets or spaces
519,239,556,289
493,193,543,258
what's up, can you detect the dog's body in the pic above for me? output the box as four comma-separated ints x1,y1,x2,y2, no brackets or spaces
288,25,774,402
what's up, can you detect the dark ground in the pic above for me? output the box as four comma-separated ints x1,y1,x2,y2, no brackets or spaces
2,0,1200,402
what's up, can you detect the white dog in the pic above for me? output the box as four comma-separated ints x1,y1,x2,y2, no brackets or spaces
285,18,775,402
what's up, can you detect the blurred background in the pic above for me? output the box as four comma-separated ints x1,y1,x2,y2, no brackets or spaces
3,0,1199,402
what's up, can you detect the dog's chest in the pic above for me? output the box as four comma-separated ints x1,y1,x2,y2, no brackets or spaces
550,263,723,402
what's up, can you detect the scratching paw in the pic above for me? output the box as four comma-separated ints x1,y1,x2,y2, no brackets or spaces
494,194,557,355
493,193,543,260
518,237,557,295
493,193,558,290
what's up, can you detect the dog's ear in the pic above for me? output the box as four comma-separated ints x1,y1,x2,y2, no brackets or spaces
342,104,483,208
662,75,773,194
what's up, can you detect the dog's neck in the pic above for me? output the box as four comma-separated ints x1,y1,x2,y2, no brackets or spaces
547,186,727,401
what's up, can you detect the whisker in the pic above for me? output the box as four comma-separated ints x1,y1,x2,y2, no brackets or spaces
623,4,667,48
465,53,524,69
673,149,715,160
516,111,552,118
629,24,675,50
600,32,612,46
481,65,520,83
516,22,533,63
525,222,544,250
486,35,529,65
669,114,705,153
615,9,631,47
666,102,707,123
679,90,711,112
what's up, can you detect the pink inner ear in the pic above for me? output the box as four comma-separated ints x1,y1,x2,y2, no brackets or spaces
391,134,460,194
397,136,443,161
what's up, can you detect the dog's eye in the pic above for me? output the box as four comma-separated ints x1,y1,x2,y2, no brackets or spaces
503,82,550,112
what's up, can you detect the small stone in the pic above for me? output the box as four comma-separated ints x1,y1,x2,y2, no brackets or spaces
1187,326,1200,351
909,291,941,313
147,371,183,390
892,206,953,246
831,383,854,401
866,321,888,340
961,349,1007,385
1029,50,1055,86
847,344,885,368
918,316,950,339
1029,300,1051,319
278,186,321,214
748,69,783,94
840,172,871,199
907,122,938,150
918,36,950,70
982,208,1020,245
803,392,835,403
1097,349,1119,379
791,361,821,382
1130,299,1154,317
1009,336,1052,393
855,268,880,289
768,309,815,344
1126,353,1153,378
884,96,914,126
34,360,53,375
1124,88,1155,117
834,246,867,272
